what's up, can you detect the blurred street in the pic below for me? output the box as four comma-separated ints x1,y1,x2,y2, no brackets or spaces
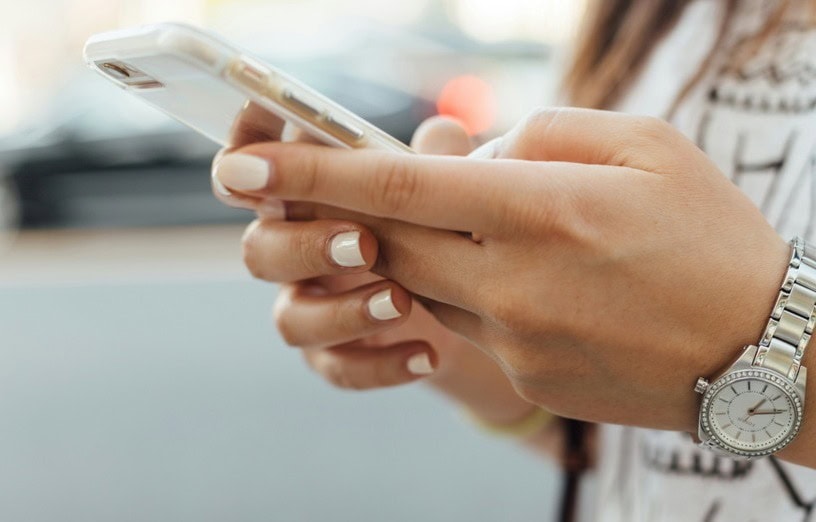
0,1,585,519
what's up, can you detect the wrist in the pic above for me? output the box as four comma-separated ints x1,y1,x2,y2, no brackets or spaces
693,236,816,462
713,235,790,369
682,235,790,434
776,343,815,466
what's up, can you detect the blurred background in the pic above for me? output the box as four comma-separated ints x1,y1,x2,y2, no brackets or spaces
0,0,585,520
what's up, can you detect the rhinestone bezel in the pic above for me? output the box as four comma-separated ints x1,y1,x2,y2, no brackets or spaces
699,369,803,458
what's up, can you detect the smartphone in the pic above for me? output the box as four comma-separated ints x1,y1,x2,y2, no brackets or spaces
83,22,413,153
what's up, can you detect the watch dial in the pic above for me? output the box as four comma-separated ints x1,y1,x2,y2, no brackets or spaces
705,375,799,454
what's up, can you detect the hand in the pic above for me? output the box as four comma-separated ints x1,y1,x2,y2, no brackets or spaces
212,115,534,426
213,107,792,435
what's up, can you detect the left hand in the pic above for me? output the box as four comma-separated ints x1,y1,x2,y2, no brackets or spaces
213,108,791,434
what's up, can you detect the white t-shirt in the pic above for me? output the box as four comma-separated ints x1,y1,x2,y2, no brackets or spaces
592,0,816,520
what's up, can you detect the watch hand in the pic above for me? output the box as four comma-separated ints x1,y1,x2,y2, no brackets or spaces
747,398,767,414
750,410,788,415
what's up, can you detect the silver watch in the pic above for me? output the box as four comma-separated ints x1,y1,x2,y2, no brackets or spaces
695,237,813,459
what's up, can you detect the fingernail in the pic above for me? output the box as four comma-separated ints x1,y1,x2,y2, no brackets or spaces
407,353,434,376
214,153,271,191
257,198,286,220
367,289,401,321
212,174,232,197
330,231,365,268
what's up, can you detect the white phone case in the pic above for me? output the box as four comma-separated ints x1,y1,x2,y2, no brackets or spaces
83,22,413,153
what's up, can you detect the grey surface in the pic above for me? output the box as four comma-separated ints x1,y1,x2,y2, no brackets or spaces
0,281,558,522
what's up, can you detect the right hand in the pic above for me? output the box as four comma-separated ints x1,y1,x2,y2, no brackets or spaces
212,114,491,390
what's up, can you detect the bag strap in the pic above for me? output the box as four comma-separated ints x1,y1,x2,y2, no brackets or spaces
558,419,592,522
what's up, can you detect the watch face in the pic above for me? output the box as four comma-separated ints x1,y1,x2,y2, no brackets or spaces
701,369,803,457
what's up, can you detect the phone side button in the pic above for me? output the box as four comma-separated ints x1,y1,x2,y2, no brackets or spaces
282,90,322,118
324,115,365,142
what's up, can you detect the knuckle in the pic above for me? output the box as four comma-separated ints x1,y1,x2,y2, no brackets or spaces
369,358,398,388
632,116,675,144
332,297,366,338
241,220,267,280
275,316,299,347
613,115,684,172
294,148,321,199
325,365,349,389
272,294,299,347
502,107,575,161
292,228,325,276
518,107,565,141
302,350,318,371
315,354,351,389
499,198,559,236
520,107,560,134
370,157,421,216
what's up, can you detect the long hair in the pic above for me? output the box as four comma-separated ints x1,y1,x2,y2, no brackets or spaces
561,0,815,111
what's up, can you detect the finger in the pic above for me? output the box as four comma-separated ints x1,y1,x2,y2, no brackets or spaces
469,137,502,159
212,143,536,234
242,219,378,283
411,116,475,156
281,121,325,145
271,200,486,309
212,180,287,219
368,220,484,310
211,150,290,219
498,107,693,170
305,341,436,390
213,121,323,216
211,147,263,210
228,101,286,147
249,203,483,310
274,280,411,349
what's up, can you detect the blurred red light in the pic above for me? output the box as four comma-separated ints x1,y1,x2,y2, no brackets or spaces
436,75,497,136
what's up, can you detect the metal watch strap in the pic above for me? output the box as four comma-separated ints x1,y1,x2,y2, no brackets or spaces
754,237,816,381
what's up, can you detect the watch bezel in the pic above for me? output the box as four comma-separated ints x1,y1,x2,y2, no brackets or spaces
699,368,803,458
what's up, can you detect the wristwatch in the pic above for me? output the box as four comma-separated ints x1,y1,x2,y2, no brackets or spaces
695,237,813,459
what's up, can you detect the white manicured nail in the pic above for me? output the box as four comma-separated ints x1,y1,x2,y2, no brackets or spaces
367,289,401,321
214,153,271,191
407,353,434,376
212,173,232,197
330,231,365,268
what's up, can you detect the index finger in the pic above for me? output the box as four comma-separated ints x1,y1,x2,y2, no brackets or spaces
212,143,537,234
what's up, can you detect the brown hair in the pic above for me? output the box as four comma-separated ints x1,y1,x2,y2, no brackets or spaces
562,0,815,111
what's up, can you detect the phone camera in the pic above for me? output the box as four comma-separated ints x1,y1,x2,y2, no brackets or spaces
101,62,132,80
95,60,163,90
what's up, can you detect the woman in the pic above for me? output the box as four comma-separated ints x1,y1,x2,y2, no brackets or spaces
211,0,816,519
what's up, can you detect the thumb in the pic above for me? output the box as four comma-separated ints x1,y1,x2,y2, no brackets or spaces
498,107,693,172
411,116,475,156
